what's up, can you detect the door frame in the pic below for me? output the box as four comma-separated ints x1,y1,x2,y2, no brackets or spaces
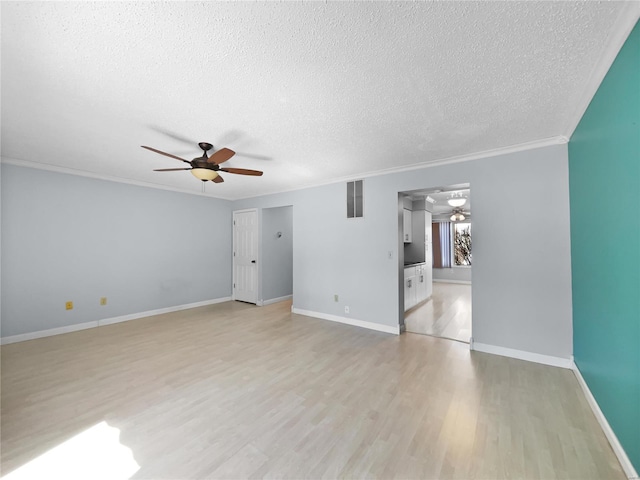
398,185,473,344
232,208,260,303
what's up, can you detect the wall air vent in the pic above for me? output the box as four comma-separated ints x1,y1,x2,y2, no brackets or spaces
347,180,363,218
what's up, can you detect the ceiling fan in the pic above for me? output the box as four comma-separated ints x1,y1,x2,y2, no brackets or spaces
450,207,471,222
141,142,263,183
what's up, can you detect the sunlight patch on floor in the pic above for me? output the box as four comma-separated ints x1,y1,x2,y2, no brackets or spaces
405,282,472,342
3,422,139,480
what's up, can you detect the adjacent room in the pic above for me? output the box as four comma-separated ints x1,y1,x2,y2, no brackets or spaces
2,2,638,479
402,185,472,344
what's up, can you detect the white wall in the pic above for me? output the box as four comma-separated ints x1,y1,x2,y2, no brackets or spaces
261,206,293,302
1,164,233,337
433,267,472,283
234,144,574,360
1,144,574,360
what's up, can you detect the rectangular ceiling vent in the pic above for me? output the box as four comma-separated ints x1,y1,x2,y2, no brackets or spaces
347,180,363,218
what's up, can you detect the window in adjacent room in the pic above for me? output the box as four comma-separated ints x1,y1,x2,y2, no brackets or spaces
453,222,472,266
432,221,472,267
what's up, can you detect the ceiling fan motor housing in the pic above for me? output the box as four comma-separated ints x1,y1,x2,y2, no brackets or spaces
191,158,219,170
193,142,218,170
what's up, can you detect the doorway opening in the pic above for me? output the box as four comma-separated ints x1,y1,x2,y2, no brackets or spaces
399,184,472,343
260,206,293,307
233,206,294,308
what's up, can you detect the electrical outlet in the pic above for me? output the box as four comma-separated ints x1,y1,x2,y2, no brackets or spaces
344,306,350,314
65,301,73,310
100,297,107,306
334,294,339,302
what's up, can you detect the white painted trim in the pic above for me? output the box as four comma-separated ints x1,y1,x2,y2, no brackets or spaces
563,4,640,139
232,208,261,214
4,136,568,202
228,136,568,201
0,297,232,345
1,321,99,345
1,157,233,200
262,295,293,306
572,362,639,480
98,297,232,326
472,342,573,369
433,279,472,285
292,308,400,335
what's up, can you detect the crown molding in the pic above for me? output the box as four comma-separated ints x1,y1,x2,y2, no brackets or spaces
3,135,567,203
564,3,640,139
236,135,568,201
0,156,234,201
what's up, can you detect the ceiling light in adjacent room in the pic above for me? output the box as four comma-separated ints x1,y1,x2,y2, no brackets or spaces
447,195,467,207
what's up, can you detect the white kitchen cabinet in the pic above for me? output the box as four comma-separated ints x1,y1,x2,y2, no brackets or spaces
416,264,428,303
403,209,412,243
424,264,433,300
405,263,432,312
404,266,416,310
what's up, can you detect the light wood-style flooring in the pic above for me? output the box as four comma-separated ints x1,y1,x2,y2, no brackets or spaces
405,282,472,343
1,300,624,479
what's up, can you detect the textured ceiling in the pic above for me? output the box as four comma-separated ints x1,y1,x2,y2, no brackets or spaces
1,2,638,200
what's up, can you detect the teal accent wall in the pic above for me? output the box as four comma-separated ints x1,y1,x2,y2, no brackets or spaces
569,20,640,472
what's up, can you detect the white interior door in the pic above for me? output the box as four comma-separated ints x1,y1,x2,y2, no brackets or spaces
233,209,258,304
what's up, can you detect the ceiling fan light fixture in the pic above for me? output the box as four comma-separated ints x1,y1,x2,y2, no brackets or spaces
447,197,467,207
191,168,219,181
450,212,466,222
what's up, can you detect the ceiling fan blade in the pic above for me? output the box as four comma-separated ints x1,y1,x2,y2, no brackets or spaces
220,167,263,176
212,175,224,183
235,151,272,161
147,126,197,146
153,168,192,172
207,148,235,165
141,146,191,164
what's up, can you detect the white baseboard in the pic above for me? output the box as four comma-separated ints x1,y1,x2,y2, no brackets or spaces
572,362,638,480
97,297,232,326
292,308,400,335
261,295,293,306
1,321,100,345
433,279,472,285
0,297,232,345
472,342,573,369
